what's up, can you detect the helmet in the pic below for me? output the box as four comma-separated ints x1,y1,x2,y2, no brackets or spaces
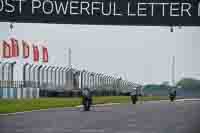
82,88,91,97
130,89,137,96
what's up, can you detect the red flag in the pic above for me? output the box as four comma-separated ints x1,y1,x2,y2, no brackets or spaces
33,45,39,62
42,46,48,63
10,38,19,57
22,40,29,58
2,40,11,58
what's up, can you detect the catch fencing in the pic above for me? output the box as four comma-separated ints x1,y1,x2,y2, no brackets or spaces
0,61,140,99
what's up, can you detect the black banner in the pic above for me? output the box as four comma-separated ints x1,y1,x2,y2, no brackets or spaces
0,0,200,26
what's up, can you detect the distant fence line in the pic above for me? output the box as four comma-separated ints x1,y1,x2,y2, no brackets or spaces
0,61,140,99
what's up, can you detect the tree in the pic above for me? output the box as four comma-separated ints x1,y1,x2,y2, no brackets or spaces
177,78,200,90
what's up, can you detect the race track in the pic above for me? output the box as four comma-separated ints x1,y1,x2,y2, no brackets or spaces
0,100,200,133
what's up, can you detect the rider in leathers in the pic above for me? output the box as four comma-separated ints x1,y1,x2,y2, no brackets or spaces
81,88,92,110
169,87,176,102
130,88,138,104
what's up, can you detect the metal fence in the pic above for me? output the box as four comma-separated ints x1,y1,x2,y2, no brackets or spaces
0,61,140,98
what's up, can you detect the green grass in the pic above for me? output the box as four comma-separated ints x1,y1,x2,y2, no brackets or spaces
0,96,169,114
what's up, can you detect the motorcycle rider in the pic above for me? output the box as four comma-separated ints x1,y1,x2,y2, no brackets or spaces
130,88,138,104
81,87,92,111
169,87,176,102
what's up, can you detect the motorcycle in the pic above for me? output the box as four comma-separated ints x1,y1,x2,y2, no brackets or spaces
169,91,176,102
82,97,92,111
130,88,139,104
81,88,93,111
131,95,138,104
170,95,175,102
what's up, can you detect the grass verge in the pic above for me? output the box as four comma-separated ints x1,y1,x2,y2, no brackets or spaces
0,96,169,114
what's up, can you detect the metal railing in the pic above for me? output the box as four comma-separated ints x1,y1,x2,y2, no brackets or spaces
0,62,141,98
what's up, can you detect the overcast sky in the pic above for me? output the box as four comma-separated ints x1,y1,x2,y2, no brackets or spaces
0,22,199,85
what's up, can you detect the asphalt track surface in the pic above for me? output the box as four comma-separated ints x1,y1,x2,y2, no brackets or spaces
0,100,200,133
